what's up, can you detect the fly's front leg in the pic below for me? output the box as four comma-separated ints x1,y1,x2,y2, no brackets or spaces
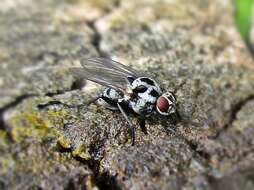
117,102,135,146
174,109,181,122
138,117,147,135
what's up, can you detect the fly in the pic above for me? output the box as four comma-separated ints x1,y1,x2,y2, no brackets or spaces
71,58,178,145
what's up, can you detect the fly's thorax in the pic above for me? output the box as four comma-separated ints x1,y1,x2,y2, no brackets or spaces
130,77,162,101
137,87,158,104
125,77,163,116
131,77,162,95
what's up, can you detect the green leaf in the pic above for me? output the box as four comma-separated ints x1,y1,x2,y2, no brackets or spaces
235,0,254,41
235,0,254,55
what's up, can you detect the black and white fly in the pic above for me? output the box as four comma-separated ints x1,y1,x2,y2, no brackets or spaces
71,58,177,145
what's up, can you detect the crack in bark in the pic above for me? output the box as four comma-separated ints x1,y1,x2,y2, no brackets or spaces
3,2,118,189
214,95,254,139
176,94,254,170
86,0,122,58
45,79,86,97
40,5,123,187
87,20,109,58
58,142,120,190
0,78,85,129
0,94,36,135
184,139,211,161
79,138,121,190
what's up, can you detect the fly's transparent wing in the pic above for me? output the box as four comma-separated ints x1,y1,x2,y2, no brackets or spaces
70,68,122,90
88,58,141,77
70,58,145,91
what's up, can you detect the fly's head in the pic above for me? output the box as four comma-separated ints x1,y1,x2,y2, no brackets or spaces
156,91,177,116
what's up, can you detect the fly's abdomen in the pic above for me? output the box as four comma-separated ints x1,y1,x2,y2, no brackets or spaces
97,88,123,110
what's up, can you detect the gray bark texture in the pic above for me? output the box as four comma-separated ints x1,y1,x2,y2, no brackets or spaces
0,0,254,189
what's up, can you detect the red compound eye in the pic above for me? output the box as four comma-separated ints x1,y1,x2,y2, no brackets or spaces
156,96,170,112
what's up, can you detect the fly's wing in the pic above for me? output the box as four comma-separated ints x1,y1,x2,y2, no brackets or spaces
70,58,145,92
89,58,141,77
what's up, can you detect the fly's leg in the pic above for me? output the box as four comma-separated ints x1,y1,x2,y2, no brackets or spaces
138,117,147,135
38,100,84,113
117,103,135,146
169,109,181,125
174,109,181,121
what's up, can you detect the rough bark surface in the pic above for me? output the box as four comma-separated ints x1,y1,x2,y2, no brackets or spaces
0,0,254,189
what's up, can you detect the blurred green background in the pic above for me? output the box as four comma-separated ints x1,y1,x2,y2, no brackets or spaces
235,0,254,55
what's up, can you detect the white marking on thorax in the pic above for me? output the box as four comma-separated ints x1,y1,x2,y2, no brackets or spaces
131,77,162,94
138,87,157,103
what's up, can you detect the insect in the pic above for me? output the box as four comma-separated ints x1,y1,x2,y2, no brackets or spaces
71,58,177,145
